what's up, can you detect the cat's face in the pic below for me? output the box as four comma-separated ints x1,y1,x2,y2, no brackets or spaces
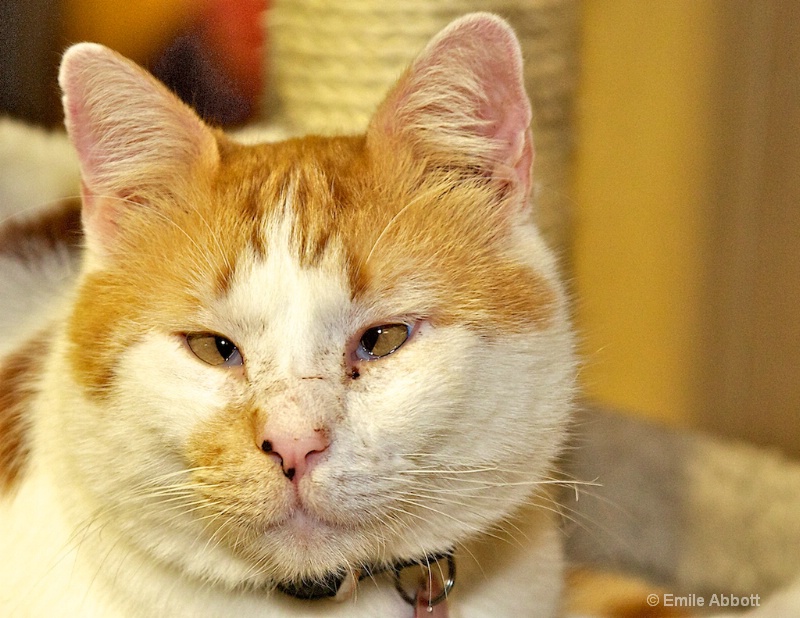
57,15,574,590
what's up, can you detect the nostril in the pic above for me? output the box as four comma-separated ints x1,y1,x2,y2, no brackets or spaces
260,440,285,472
258,430,331,481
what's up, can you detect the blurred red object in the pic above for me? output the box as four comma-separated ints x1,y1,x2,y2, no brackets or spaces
151,0,269,125
199,0,267,101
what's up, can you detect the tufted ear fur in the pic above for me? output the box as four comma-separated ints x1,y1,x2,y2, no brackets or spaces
368,13,534,207
58,43,219,258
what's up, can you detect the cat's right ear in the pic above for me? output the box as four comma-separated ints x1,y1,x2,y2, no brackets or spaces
59,43,219,258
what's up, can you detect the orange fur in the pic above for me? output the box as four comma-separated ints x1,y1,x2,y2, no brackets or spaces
0,337,49,493
184,400,291,535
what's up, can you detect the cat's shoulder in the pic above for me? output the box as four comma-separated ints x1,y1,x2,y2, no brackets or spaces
0,198,82,356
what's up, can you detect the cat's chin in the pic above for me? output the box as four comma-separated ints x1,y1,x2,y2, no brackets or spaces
255,505,352,561
234,511,362,585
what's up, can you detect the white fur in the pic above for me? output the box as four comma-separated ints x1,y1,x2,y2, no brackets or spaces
0,251,78,359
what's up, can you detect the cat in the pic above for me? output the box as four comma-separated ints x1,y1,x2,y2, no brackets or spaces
0,13,577,617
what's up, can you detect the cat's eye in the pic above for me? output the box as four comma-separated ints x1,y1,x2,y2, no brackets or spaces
356,323,411,360
185,333,243,367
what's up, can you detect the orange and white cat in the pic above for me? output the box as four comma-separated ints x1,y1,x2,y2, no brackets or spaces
0,14,577,617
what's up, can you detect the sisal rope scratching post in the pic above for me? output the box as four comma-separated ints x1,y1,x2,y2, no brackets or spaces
264,0,579,260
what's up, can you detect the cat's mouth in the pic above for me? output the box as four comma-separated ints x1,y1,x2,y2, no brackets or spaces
251,501,341,551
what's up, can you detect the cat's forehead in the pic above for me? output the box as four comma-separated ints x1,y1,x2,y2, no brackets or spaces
210,137,365,297
197,141,373,353
223,199,354,330
203,135,557,334
214,137,361,260
219,227,352,379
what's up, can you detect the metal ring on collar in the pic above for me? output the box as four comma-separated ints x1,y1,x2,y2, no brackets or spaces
393,553,456,607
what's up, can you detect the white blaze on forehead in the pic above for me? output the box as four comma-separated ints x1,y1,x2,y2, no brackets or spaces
222,209,353,380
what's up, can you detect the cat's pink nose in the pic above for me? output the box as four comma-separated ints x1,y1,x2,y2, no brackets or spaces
260,429,329,481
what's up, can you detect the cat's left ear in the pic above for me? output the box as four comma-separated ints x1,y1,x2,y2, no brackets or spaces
59,43,219,257
368,13,533,208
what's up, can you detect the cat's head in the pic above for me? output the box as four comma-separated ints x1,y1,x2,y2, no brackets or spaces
57,13,574,591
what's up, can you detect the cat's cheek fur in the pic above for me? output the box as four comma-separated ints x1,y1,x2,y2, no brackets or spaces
52,334,252,554
114,334,237,437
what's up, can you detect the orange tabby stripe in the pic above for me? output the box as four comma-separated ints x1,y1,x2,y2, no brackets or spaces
0,337,48,493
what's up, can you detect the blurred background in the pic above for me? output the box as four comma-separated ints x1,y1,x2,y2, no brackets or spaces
575,1,800,457
1,0,798,455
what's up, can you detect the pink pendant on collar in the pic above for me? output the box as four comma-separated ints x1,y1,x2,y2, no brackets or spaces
414,571,449,618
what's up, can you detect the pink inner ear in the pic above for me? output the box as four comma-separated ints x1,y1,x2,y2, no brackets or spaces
474,52,534,195
60,44,136,189
431,16,533,191
59,43,219,257
372,14,534,198
64,92,95,182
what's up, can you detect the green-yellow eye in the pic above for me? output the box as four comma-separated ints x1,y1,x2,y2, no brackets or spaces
357,324,411,360
185,333,242,367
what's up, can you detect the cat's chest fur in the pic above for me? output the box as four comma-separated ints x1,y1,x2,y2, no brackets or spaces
0,13,575,618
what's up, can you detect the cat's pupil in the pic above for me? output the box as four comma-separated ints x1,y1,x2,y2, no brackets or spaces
359,324,410,358
215,336,235,360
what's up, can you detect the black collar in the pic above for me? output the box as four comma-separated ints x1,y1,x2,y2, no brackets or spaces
276,551,456,606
